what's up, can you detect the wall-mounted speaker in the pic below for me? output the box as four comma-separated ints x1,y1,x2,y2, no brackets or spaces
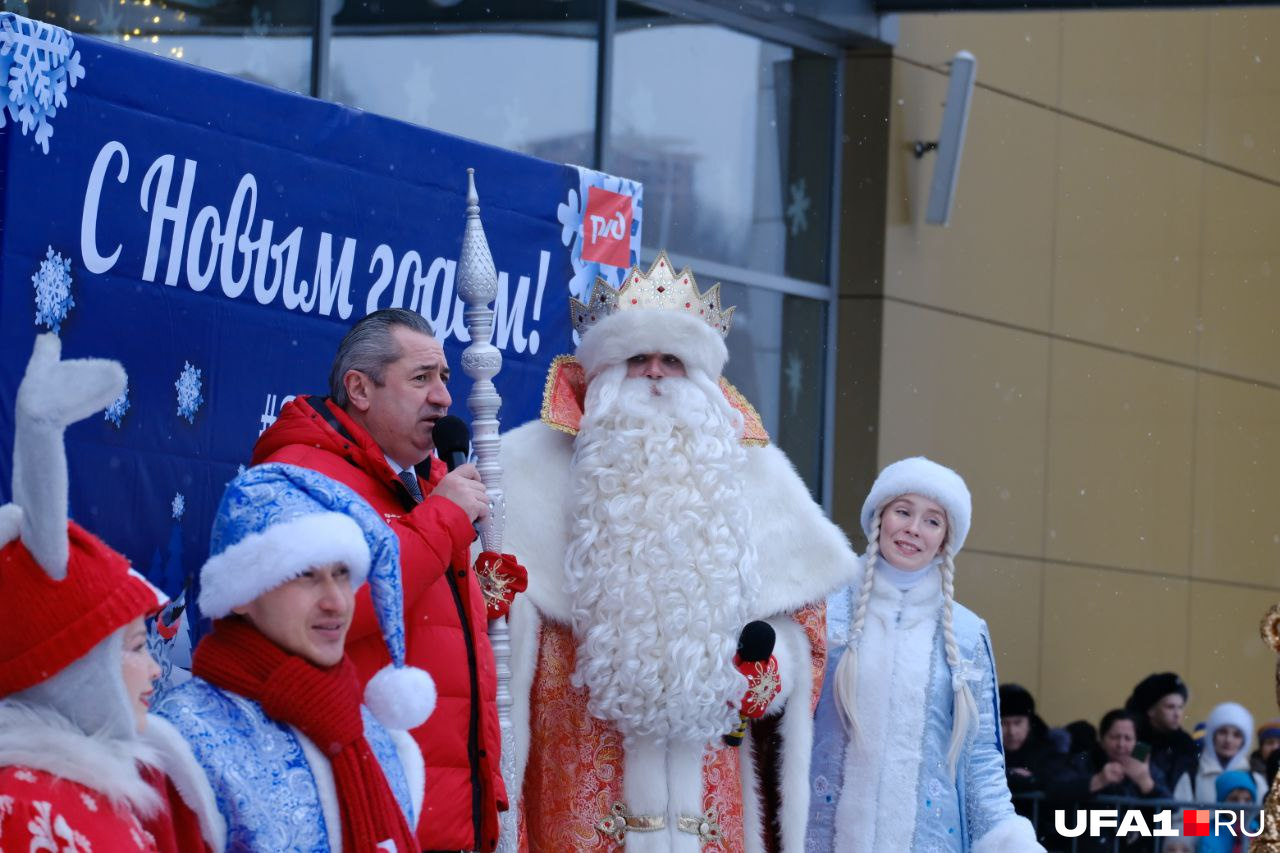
917,51,977,227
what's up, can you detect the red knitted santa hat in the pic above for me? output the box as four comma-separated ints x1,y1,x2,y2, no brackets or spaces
0,333,166,698
0,518,165,696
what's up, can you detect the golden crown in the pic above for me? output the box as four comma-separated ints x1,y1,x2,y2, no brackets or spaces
570,252,735,338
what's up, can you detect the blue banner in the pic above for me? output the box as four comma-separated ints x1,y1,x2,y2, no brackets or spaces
0,14,642,606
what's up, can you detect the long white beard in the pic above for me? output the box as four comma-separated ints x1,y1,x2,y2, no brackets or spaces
564,366,759,746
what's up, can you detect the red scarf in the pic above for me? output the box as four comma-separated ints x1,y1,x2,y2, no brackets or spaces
193,619,417,853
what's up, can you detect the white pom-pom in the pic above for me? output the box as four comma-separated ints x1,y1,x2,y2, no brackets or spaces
364,664,436,730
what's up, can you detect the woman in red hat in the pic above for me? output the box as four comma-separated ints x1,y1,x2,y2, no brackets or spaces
0,335,203,851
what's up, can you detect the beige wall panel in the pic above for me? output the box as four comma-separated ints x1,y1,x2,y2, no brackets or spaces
1040,562,1190,727
1052,120,1202,364
1192,375,1280,587
895,12,1061,106
883,61,1056,331
1206,7,1280,185
1045,341,1195,574
1199,167,1280,386
1060,10,1207,153
878,301,1048,558
1185,580,1278,727
955,552,1043,695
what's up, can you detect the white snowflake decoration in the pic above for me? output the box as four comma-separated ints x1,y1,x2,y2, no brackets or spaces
174,361,203,424
104,379,129,427
32,245,73,333
171,492,185,520
786,178,811,237
0,13,85,154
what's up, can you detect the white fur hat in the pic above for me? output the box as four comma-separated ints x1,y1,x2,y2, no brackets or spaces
861,456,972,554
1206,701,1255,757
576,307,728,381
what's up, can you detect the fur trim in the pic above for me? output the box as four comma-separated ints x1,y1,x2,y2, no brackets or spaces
198,512,370,618
576,308,728,381
740,731,765,853
862,457,972,554
0,503,21,547
142,714,227,850
295,728,344,852
388,728,425,830
834,570,942,852
500,421,858,623
767,617,816,853
668,739,704,853
0,700,162,817
1206,701,1255,756
623,738,671,852
364,664,436,731
971,814,1045,852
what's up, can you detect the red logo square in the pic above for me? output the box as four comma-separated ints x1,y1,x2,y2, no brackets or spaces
1183,809,1212,836
581,186,633,268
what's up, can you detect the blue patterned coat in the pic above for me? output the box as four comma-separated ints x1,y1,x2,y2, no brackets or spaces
806,567,1041,852
150,677,423,852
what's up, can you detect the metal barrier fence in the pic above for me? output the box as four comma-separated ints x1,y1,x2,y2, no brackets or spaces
1012,791,1264,852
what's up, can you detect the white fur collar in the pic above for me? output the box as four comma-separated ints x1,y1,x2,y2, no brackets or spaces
499,419,858,623
868,562,943,628
0,700,161,816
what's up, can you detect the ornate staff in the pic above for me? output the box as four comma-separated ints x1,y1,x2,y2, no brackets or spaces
455,168,517,852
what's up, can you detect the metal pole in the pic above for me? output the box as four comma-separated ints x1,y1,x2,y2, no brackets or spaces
455,169,516,852
310,0,333,100
592,0,616,172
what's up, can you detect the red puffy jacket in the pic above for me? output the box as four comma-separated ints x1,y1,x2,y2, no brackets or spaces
252,396,505,852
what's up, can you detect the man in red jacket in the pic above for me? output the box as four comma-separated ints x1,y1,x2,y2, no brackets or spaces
253,308,507,852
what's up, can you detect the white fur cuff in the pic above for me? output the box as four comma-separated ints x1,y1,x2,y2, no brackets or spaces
576,307,728,380
972,815,1045,853
198,513,370,618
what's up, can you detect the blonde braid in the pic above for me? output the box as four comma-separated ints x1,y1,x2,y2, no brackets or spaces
940,548,978,779
834,509,882,738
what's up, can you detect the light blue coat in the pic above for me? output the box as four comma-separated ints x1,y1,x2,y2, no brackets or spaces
152,677,419,852
806,567,1039,852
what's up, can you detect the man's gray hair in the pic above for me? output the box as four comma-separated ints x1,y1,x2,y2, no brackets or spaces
329,309,435,408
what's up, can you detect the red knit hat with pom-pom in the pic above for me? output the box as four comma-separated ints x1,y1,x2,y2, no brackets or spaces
0,519,165,697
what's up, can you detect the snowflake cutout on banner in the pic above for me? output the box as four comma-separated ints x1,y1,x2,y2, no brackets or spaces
171,492,185,520
104,380,130,427
0,13,86,154
32,245,73,332
787,178,810,237
174,361,203,423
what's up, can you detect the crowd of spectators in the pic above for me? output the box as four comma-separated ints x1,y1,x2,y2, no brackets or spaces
1000,673,1278,851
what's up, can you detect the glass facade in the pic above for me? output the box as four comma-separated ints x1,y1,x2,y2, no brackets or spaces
27,0,842,499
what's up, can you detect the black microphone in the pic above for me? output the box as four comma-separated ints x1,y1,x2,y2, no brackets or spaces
431,415,471,471
724,620,777,747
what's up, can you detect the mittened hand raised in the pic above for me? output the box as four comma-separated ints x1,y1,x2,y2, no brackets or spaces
473,551,528,619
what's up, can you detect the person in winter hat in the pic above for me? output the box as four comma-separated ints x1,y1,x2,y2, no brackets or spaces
807,456,1043,851
1198,770,1261,853
1250,717,1280,779
1125,671,1198,791
0,334,200,851
150,463,434,852
1174,702,1269,805
1000,683,1061,833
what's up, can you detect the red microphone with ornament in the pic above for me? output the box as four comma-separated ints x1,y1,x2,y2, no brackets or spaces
724,620,781,747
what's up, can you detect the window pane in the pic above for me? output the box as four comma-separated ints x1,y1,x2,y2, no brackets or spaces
611,13,835,283
30,0,313,95
719,281,827,499
330,12,595,158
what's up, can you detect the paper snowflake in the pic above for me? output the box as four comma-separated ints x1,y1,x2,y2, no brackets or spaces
32,245,73,332
174,361,203,423
171,492,185,519
0,13,85,154
104,380,129,427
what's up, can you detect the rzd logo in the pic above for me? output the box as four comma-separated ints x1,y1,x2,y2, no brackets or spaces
581,186,632,268
1055,808,1264,839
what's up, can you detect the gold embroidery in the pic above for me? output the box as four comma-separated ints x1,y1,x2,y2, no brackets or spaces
474,553,516,612
676,807,722,843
